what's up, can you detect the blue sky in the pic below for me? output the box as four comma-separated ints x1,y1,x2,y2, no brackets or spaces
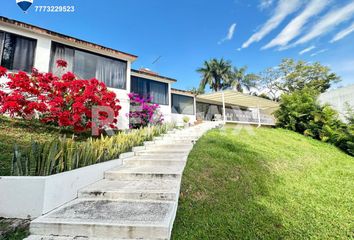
1,0,354,90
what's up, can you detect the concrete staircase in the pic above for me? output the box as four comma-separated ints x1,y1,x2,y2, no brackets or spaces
25,121,221,240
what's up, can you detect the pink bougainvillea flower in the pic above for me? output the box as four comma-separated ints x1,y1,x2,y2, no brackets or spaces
56,59,68,68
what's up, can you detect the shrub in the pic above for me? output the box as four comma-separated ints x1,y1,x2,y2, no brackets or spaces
275,88,354,155
11,123,175,176
0,61,121,133
128,93,163,129
183,116,190,123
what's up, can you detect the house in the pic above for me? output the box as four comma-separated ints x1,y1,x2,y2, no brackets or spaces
171,88,197,124
0,16,278,128
319,84,354,122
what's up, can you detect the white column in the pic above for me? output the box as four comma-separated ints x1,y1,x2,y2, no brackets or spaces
257,106,261,127
222,91,226,123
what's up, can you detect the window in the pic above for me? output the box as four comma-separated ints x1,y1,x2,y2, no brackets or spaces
131,76,169,105
0,31,36,72
172,93,195,115
50,42,127,89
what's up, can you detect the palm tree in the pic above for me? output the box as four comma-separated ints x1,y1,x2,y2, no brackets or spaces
223,66,260,92
197,58,232,92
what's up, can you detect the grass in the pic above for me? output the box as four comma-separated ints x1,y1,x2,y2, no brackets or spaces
0,116,73,176
172,126,354,239
0,218,30,240
0,228,29,240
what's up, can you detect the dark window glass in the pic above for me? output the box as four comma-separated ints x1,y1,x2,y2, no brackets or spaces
196,102,223,120
0,32,36,72
131,76,169,105
50,42,127,89
172,93,194,115
0,32,4,63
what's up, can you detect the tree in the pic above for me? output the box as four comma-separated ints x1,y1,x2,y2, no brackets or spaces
197,58,232,92
258,67,281,101
223,66,260,92
189,87,204,95
275,58,340,93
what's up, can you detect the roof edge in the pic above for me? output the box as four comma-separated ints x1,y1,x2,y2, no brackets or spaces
0,16,138,61
131,69,177,82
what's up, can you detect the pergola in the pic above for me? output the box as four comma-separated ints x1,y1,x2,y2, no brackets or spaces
196,90,279,126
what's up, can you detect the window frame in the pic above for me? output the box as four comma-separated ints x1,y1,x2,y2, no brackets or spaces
130,76,169,105
49,41,128,90
0,30,37,73
171,93,195,115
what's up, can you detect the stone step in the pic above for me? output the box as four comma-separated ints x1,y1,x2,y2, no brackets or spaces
134,151,189,156
144,144,193,150
153,139,194,145
30,199,176,239
136,149,190,154
124,156,186,166
25,236,163,240
79,179,180,201
105,164,184,180
127,154,188,161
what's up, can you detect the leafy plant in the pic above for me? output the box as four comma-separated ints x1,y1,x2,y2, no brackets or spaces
128,93,164,129
183,116,190,123
0,60,121,133
11,123,175,176
275,88,354,156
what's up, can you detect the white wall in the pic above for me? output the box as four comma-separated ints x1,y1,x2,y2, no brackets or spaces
0,159,122,219
170,92,196,125
171,113,196,126
0,24,52,72
0,24,133,129
319,85,354,122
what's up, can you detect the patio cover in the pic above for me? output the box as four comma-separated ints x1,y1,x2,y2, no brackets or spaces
196,90,279,110
196,90,279,124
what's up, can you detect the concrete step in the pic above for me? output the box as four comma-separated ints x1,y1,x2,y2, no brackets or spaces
144,144,193,150
135,151,189,156
126,154,188,161
105,164,184,180
79,179,180,201
153,139,194,145
25,236,160,240
30,199,176,239
124,156,186,166
136,149,190,154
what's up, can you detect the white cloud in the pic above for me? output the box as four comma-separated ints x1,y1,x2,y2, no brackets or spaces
218,23,237,44
242,0,302,49
262,0,329,49
258,0,274,11
310,48,328,57
330,22,354,43
295,1,354,46
299,45,316,55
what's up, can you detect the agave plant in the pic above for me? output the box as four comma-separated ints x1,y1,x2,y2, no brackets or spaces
11,123,176,176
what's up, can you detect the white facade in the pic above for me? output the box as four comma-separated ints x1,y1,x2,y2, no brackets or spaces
130,71,175,124
0,18,178,129
0,158,123,218
319,85,354,121
171,89,197,125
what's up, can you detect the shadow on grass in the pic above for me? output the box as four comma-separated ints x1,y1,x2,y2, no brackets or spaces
172,128,287,239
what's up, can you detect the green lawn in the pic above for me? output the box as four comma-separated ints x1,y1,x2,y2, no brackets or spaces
0,116,66,176
172,126,354,239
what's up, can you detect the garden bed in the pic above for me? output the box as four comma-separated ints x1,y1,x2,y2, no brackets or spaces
0,116,64,176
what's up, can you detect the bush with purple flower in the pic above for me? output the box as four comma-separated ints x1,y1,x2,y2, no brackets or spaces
128,93,164,129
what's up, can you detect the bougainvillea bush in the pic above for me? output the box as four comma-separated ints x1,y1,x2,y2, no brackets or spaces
0,60,121,133
128,93,163,129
